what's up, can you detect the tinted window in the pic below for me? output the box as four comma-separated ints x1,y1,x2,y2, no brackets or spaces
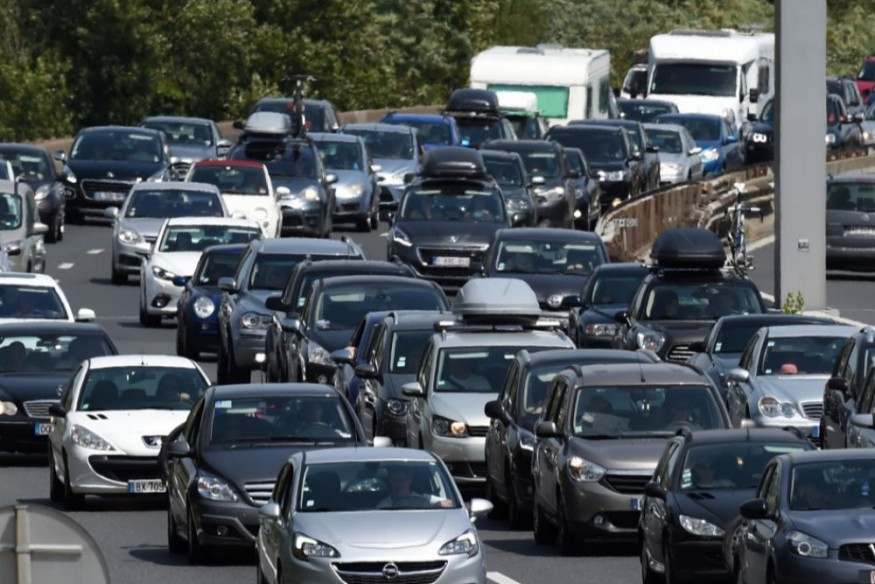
313,284,445,331
126,189,225,218
759,334,847,376
713,321,774,354
193,252,244,286
641,281,762,321
0,193,22,229
790,460,875,511
0,333,114,373
0,285,67,320
386,120,451,145
494,239,606,276
343,129,413,159
71,131,162,163
78,366,207,411
619,101,676,123
0,151,52,183
651,63,737,97
827,181,875,212
159,225,261,253
314,140,365,171
482,157,524,187
435,346,534,393
389,330,433,374
859,62,875,82
399,184,504,223
586,271,646,306
189,165,268,196
141,120,213,147
455,118,504,149
644,128,684,154
522,364,566,415
515,150,561,179
252,101,326,132
249,253,329,291
680,441,809,490
662,117,721,142
550,130,627,163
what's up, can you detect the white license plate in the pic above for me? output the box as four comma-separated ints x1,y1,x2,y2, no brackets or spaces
810,425,820,439
432,256,470,267
128,479,166,494
630,497,642,511
93,191,125,202
33,423,51,436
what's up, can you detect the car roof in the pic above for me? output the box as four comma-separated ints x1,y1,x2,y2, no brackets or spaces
301,446,436,465
494,227,603,243
479,149,524,163
571,119,642,130
209,383,340,400
481,139,559,152
782,448,875,465
141,116,213,125
680,428,813,445
194,159,264,169
573,362,708,386
252,237,361,255
164,217,258,228
643,123,686,134
131,181,220,193
78,125,162,136
0,143,47,155
383,113,452,123
254,97,331,108
0,321,110,335
762,324,858,338
342,123,415,135
590,262,649,275
524,348,643,366
0,273,60,287
657,113,723,122
317,274,436,289
297,259,408,275
715,314,837,328
88,355,199,369
438,328,572,348
202,243,250,256
549,125,623,135
308,132,362,144
618,98,676,107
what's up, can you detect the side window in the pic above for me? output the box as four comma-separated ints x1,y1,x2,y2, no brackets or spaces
598,76,611,114
349,320,365,354
834,340,853,378
278,462,296,519
234,248,253,281
62,365,86,410
757,462,775,499
846,341,860,394
860,370,875,414
502,363,520,419
300,289,315,329
585,85,593,119
653,440,679,486
272,463,291,502
764,464,781,513
185,399,206,446
417,341,433,389
369,324,386,371
758,64,770,96
738,333,760,370
545,378,566,423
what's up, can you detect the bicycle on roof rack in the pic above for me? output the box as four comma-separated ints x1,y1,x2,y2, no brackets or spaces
726,182,763,276
282,73,317,139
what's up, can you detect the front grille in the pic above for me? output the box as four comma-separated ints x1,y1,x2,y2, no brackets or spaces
602,472,653,495
88,455,160,482
844,226,875,237
338,202,359,212
601,511,641,529
802,402,823,419
244,481,275,506
333,561,446,584
81,180,134,202
23,400,57,419
666,344,694,363
417,246,486,267
839,543,875,563
467,426,488,437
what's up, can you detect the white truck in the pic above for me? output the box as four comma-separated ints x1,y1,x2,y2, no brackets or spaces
470,44,616,126
646,29,775,131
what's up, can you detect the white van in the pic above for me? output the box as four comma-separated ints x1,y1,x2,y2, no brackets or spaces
470,45,616,126
646,29,775,131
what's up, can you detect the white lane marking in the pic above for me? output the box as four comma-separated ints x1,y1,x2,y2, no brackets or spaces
488,572,523,584
379,232,388,238
748,234,775,252
57,263,74,270
86,248,104,255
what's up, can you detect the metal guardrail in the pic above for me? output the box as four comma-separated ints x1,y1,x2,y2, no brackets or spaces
595,148,875,261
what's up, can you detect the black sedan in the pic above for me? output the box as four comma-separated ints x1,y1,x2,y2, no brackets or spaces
162,383,378,563
0,144,66,242
480,149,538,227
822,326,875,449
640,428,813,584
729,449,875,584
568,262,648,348
0,322,117,454
477,227,609,313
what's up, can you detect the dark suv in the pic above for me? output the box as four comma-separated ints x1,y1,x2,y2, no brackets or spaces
445,89,517,149
569,119,661,191
821,326,875,449
614,228,767,363
827,76,866,117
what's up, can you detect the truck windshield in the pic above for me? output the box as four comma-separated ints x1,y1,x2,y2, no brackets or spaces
651,63,737,98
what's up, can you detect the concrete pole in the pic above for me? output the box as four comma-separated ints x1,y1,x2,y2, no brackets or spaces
774,0,827,311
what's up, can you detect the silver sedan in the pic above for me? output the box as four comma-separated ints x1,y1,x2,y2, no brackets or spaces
256,447,492,584
643,123,704,185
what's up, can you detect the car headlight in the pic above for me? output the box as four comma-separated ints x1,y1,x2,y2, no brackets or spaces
826,133,837,145
308,342,333,366
337,183,365,198
505,198,530,211
34,185,51,201
301,186,320,202
788,531,828,559
433,415,467,438
439,529,479,557
62,166,77,184
240,312,272,330
536,186,565,199
519,430,535,452
701,148,720,162
758,397,797,418
196,471,238,502
751,132,769,144
293,533,340,560
660,163,683,174
151,265,177,281
584,323,617,337
636,330,665,352
568,456,606,482
391,228,413,248
193,296,215,319
0,400,18,415
386,398,408,416
547,294,564,308
598,170,625,182
679,514,725,537
118,229,142,244
70,424,115,451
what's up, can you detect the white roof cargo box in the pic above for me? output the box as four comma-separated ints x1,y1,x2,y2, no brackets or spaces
453,278,541,325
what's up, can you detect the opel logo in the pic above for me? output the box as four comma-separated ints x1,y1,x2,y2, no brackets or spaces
382,563,399,580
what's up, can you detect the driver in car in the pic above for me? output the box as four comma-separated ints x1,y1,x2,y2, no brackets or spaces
441,357,491,392
376,466,453,508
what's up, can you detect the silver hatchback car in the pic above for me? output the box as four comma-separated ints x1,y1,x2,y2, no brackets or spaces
256,447,492,584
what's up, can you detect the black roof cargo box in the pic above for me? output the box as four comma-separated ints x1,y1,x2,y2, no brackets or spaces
446,89,501,116
421,146,488,179
650,228,726,269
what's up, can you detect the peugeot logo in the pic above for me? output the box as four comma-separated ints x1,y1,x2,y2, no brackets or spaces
382,563,400,580
107,171,114,178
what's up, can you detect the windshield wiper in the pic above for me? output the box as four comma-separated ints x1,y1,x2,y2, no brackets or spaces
576,434,623,440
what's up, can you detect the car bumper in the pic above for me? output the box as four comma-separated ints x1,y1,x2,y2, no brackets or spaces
772,551,875,584
562,477,649,539
231,331,268,369
534,197,568,225
659,168,686,184
428,435,486,485
375,407,408,444
185,320,220,352
745,143,773,164
280,206,324,236
379,184,404,211
145,279,184,316
66,184,132,216
333,195,368,219
0,419,51,454
599,181,631,206
702,158,722,175
665,537,726,581
827,243,875,270
192,497,261,548
114,241,152,274
67,450,163,495
390,246,487,294
576,333,615,349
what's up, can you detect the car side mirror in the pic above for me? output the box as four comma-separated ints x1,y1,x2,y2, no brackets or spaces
535,420,560,438
48,403,66,418
371,436,393,448
739,498,770,520
688,341,706,353
265,295,287,312
588,169,601,179
258,502,281,520
484,399,504,421
749,88,759,103
403,172,415,184
167,440,191,458
171,275,190,287
275,186,291,198
354,363,379,379
75,308,96,322
645,144,659,153
33,222,48,236
644,482,666,499
853,112,865,124
563,295,584,308
530,175,546,186
53,150,67,163
629,151,643,161
566,169,581,180
216,139,232,157
103,207,119,219
728,367,750,383
371,164,382,173
614,311,629,325
401,381,424,397
281,317,302,333
218,277,238,293
469,259,484,274
330,348,354,365
232,120,245,130
325,173,338,185
850,412,875,430
466,498,493,522
725,134,739,144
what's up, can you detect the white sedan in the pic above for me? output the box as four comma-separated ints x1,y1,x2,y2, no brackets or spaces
139,216,262,327
47,354,211,510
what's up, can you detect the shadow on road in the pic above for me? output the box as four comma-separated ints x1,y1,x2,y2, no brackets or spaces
19,495,167,513
116,320,174,330
0,453,46,467
485,535,638,558
128,545,255,567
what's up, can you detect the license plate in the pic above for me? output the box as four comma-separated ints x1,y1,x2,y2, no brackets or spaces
432,256,470,267
33,423,51,436
93,191,125,202
630,497,642,511
811,425,820,439
128,479,166,494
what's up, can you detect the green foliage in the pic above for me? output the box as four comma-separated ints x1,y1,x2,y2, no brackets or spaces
781,291,806,314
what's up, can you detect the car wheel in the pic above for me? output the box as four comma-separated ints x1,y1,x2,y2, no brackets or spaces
532,497,557,545
356,216,371,233
63,453,85,511
484,471,508,520
641,540,660,584
45,212,59,243
111,265,128,286
187,506,207,564
49,447,64,503
556,495,582,556
167,500,186,554
227,341,250,384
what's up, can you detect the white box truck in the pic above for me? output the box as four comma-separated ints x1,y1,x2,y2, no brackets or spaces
646,29,775,130
470,45,616,126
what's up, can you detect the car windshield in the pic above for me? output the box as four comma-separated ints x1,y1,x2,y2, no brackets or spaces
641,282,762,321
233,143,319,180
0,285,67,320
252,101,326,132
314,141,365,171
790,460,875,511
193,252,244,286
125,189,225,218
644,128,684,154
0,333,114,374
759,335,847,376
483,157,524,187
859,61,875,82
207,395,354,446
344,129,413,159
0,193,22,230
141,120,214,147
827,181,875,212
516,150,561,180
189,165,268,196
159,225,261,253
435,347,526,393
713,321,773,354
586,272,646,305
827,80,842,98
493,240,606,276
70,131,162,163
388,329,433,374
456,118,504,149
565,151,585,174
680,442,810,490
573,385,724,438
314,285,445,331
77,366,207,411
650,63,737,97
827,99,841,125
297,460,461,512
248,253,332,291
759,100,775,123
0,151,51,183
387,119,451,145
619,101,676,123
399,185,504,222
550,131,627,163
662,117,721,142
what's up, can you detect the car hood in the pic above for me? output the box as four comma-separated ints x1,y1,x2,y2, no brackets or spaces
236,290,275,313
753,375,830,402
70,409,190,453
582,303,628,324
222,194,274,216
658,152,690,165
431,392,493,427
674,488,757,529
713,353,742,370
150,252,202,277
330,169,370,185
375,159,416,176
0,373,72,403
271,175,320,194
571,437,667,470
189,286,223,302
648,95,736,118
310,328,355,353
168,144,213,162
201,445,310,489
790,510,875,547
384,373,415,400
645,320,715,343
66,160,164,181
400,220,501,247
588,160,626,172
747,122,773,136
500,186,528,200
495,273,586,306
119,217,166,239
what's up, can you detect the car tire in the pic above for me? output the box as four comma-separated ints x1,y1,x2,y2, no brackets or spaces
641,540,660,584
111,265,128,286
532,498,557,545
357,215,371,233
556,496,582,556
167,501,186,554
484,471,508,520
187,506,206,564
45,212,59,243
63,453,85,511
49,447,64,503
257,556,270,584
664,540,680,584
140,304,161,328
